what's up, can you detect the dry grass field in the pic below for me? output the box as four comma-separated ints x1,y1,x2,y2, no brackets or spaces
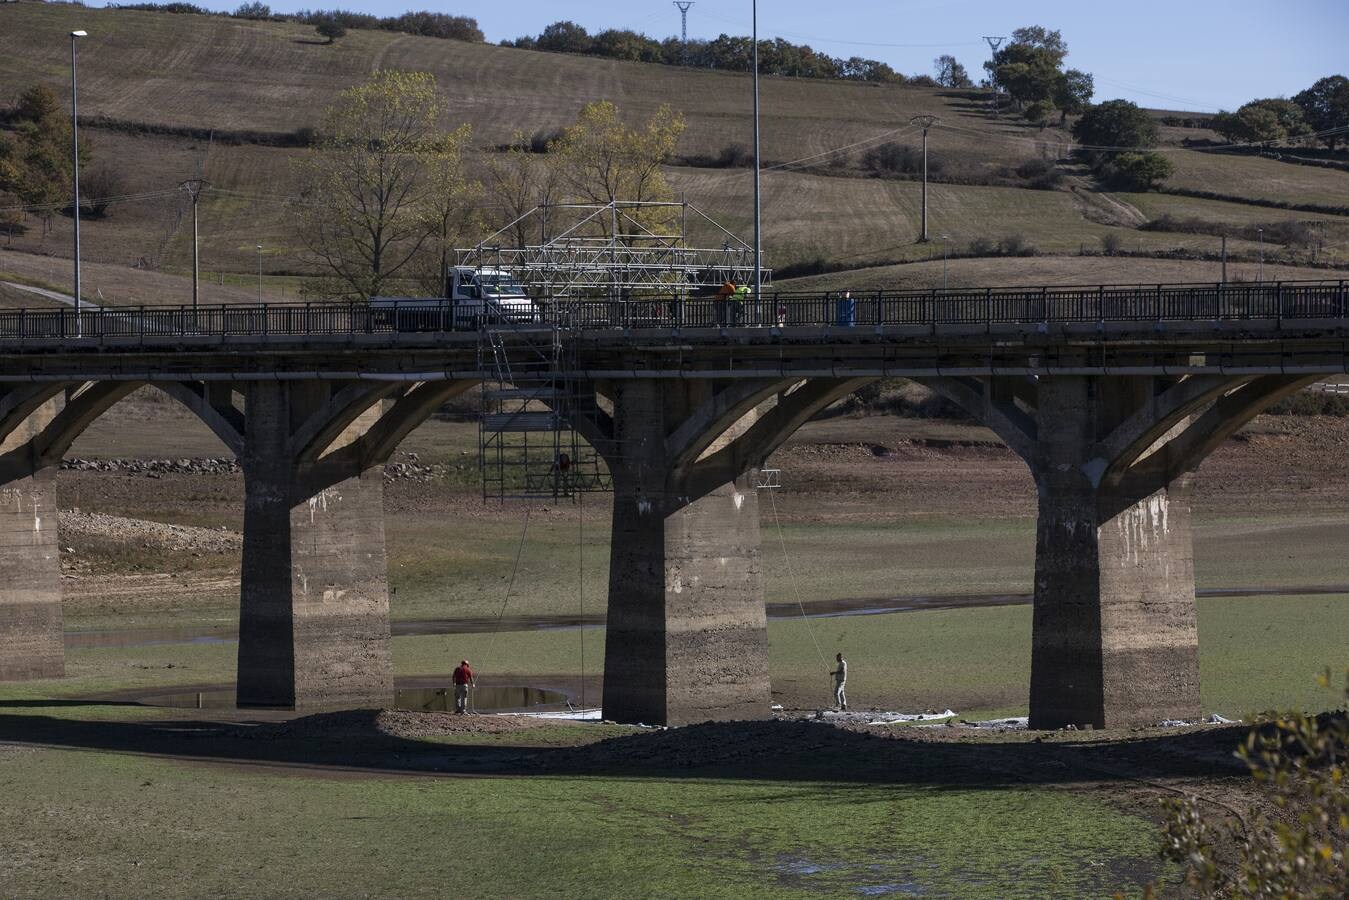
2,2,1346,289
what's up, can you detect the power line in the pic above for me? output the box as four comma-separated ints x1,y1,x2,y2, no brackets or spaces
698,9,982,49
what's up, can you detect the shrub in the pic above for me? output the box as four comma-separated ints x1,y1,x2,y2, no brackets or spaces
863,142,942,177
1099,232,1123,255
715,143,754,168
231,2,270,19
968,236,996,255
997,233,1036,256
1267,390,1349,417
315,18,346,43
1160,670,1348,898
1103,151,1174,190
80,165,126,219
520,127,563,154
1014,157,1063,189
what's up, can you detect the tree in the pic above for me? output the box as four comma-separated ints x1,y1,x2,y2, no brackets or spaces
933,55,972,88
985,25,1072,108
1293,75,1349,151
1161,670,1347,898
316,18,346,44
8,83,86,238
14,84,62,124
1072,99,1159,151
1025,99,1056,129
549,101,686,237
1052,69,1094,124
486,130,561,250
1213,99,1309,145
1105,151,1174,190
296,70,467,300
80,164,126,219
537,21,592,54
232,2,271,19
413,123,480,296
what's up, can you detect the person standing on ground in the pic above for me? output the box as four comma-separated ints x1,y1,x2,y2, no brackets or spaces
453,658,475,714
831,653,848,711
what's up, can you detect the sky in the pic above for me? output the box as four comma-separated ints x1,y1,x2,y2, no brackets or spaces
96,0,1349,112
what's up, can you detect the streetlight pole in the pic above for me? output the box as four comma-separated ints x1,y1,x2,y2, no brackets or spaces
940,234,951,289
256,244,263,301
751,0,762,300
910,115,939,242
70,29,87,332
1257,228,1265,282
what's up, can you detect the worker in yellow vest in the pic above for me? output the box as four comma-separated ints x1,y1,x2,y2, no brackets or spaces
732,282,750,326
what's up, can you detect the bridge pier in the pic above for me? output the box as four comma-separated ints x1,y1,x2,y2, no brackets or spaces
236,382,394,709
0,393,64,680
600,379,770,725
593,377,868,726
1029,377,1199,729
928,373,1314,729
0,469,64,681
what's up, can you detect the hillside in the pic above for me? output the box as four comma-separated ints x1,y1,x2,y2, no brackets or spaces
1,2,1346,303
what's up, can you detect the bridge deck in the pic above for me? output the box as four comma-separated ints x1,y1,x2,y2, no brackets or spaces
0,282,1345,378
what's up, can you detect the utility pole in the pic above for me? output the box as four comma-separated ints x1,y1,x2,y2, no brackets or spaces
982,36,1005,117
70,30,87,332
674,2,693,43
180,179,209,315
1257,227,1265,282
752,0,761,299
910,115,939,242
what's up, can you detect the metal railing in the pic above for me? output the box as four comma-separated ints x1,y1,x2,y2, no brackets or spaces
0,281,1345,342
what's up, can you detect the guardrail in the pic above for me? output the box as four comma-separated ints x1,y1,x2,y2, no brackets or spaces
0,281,1345,341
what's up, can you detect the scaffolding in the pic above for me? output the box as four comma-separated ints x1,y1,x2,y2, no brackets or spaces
471,199,763,501
457,200,768,300
478,320,610,502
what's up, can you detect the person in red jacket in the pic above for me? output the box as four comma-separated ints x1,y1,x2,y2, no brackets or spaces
452,659,475,714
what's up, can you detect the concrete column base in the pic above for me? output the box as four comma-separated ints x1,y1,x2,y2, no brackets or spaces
0,470,64,681
603,472,769,726
237,383,393,709
1029,377,1201,730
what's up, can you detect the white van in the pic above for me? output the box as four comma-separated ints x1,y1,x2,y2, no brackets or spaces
370,267,538,331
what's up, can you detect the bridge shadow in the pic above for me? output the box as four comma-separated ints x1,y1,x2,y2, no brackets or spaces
0,710,1253,787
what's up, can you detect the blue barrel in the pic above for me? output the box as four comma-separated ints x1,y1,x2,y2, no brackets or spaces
835,294,856,327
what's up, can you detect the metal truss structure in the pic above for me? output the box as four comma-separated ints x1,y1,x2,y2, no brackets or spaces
456,200,767,299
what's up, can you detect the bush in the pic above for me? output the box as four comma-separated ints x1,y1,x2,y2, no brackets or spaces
527,127,563,154
80,165,126,219
315,18,346,43
231,2,270,18
715,143,754,168
968,236,996,256
1102,151,1174,190
1267,390,1349,417
1099,232,1123,255
997,233,1036,256
1014,157,1063,189
863,142,942,177
1161,670,1348,898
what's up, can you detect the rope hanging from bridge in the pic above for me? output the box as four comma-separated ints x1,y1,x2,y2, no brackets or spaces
477,507,532,713
766,485,829,670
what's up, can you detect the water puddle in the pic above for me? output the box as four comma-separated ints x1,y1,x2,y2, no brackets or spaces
140,684,570,712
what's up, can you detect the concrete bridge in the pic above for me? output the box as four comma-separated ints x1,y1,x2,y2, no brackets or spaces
2,280,1347,729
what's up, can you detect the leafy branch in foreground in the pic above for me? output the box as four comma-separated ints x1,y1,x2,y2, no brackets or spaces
1160,668,1347,898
